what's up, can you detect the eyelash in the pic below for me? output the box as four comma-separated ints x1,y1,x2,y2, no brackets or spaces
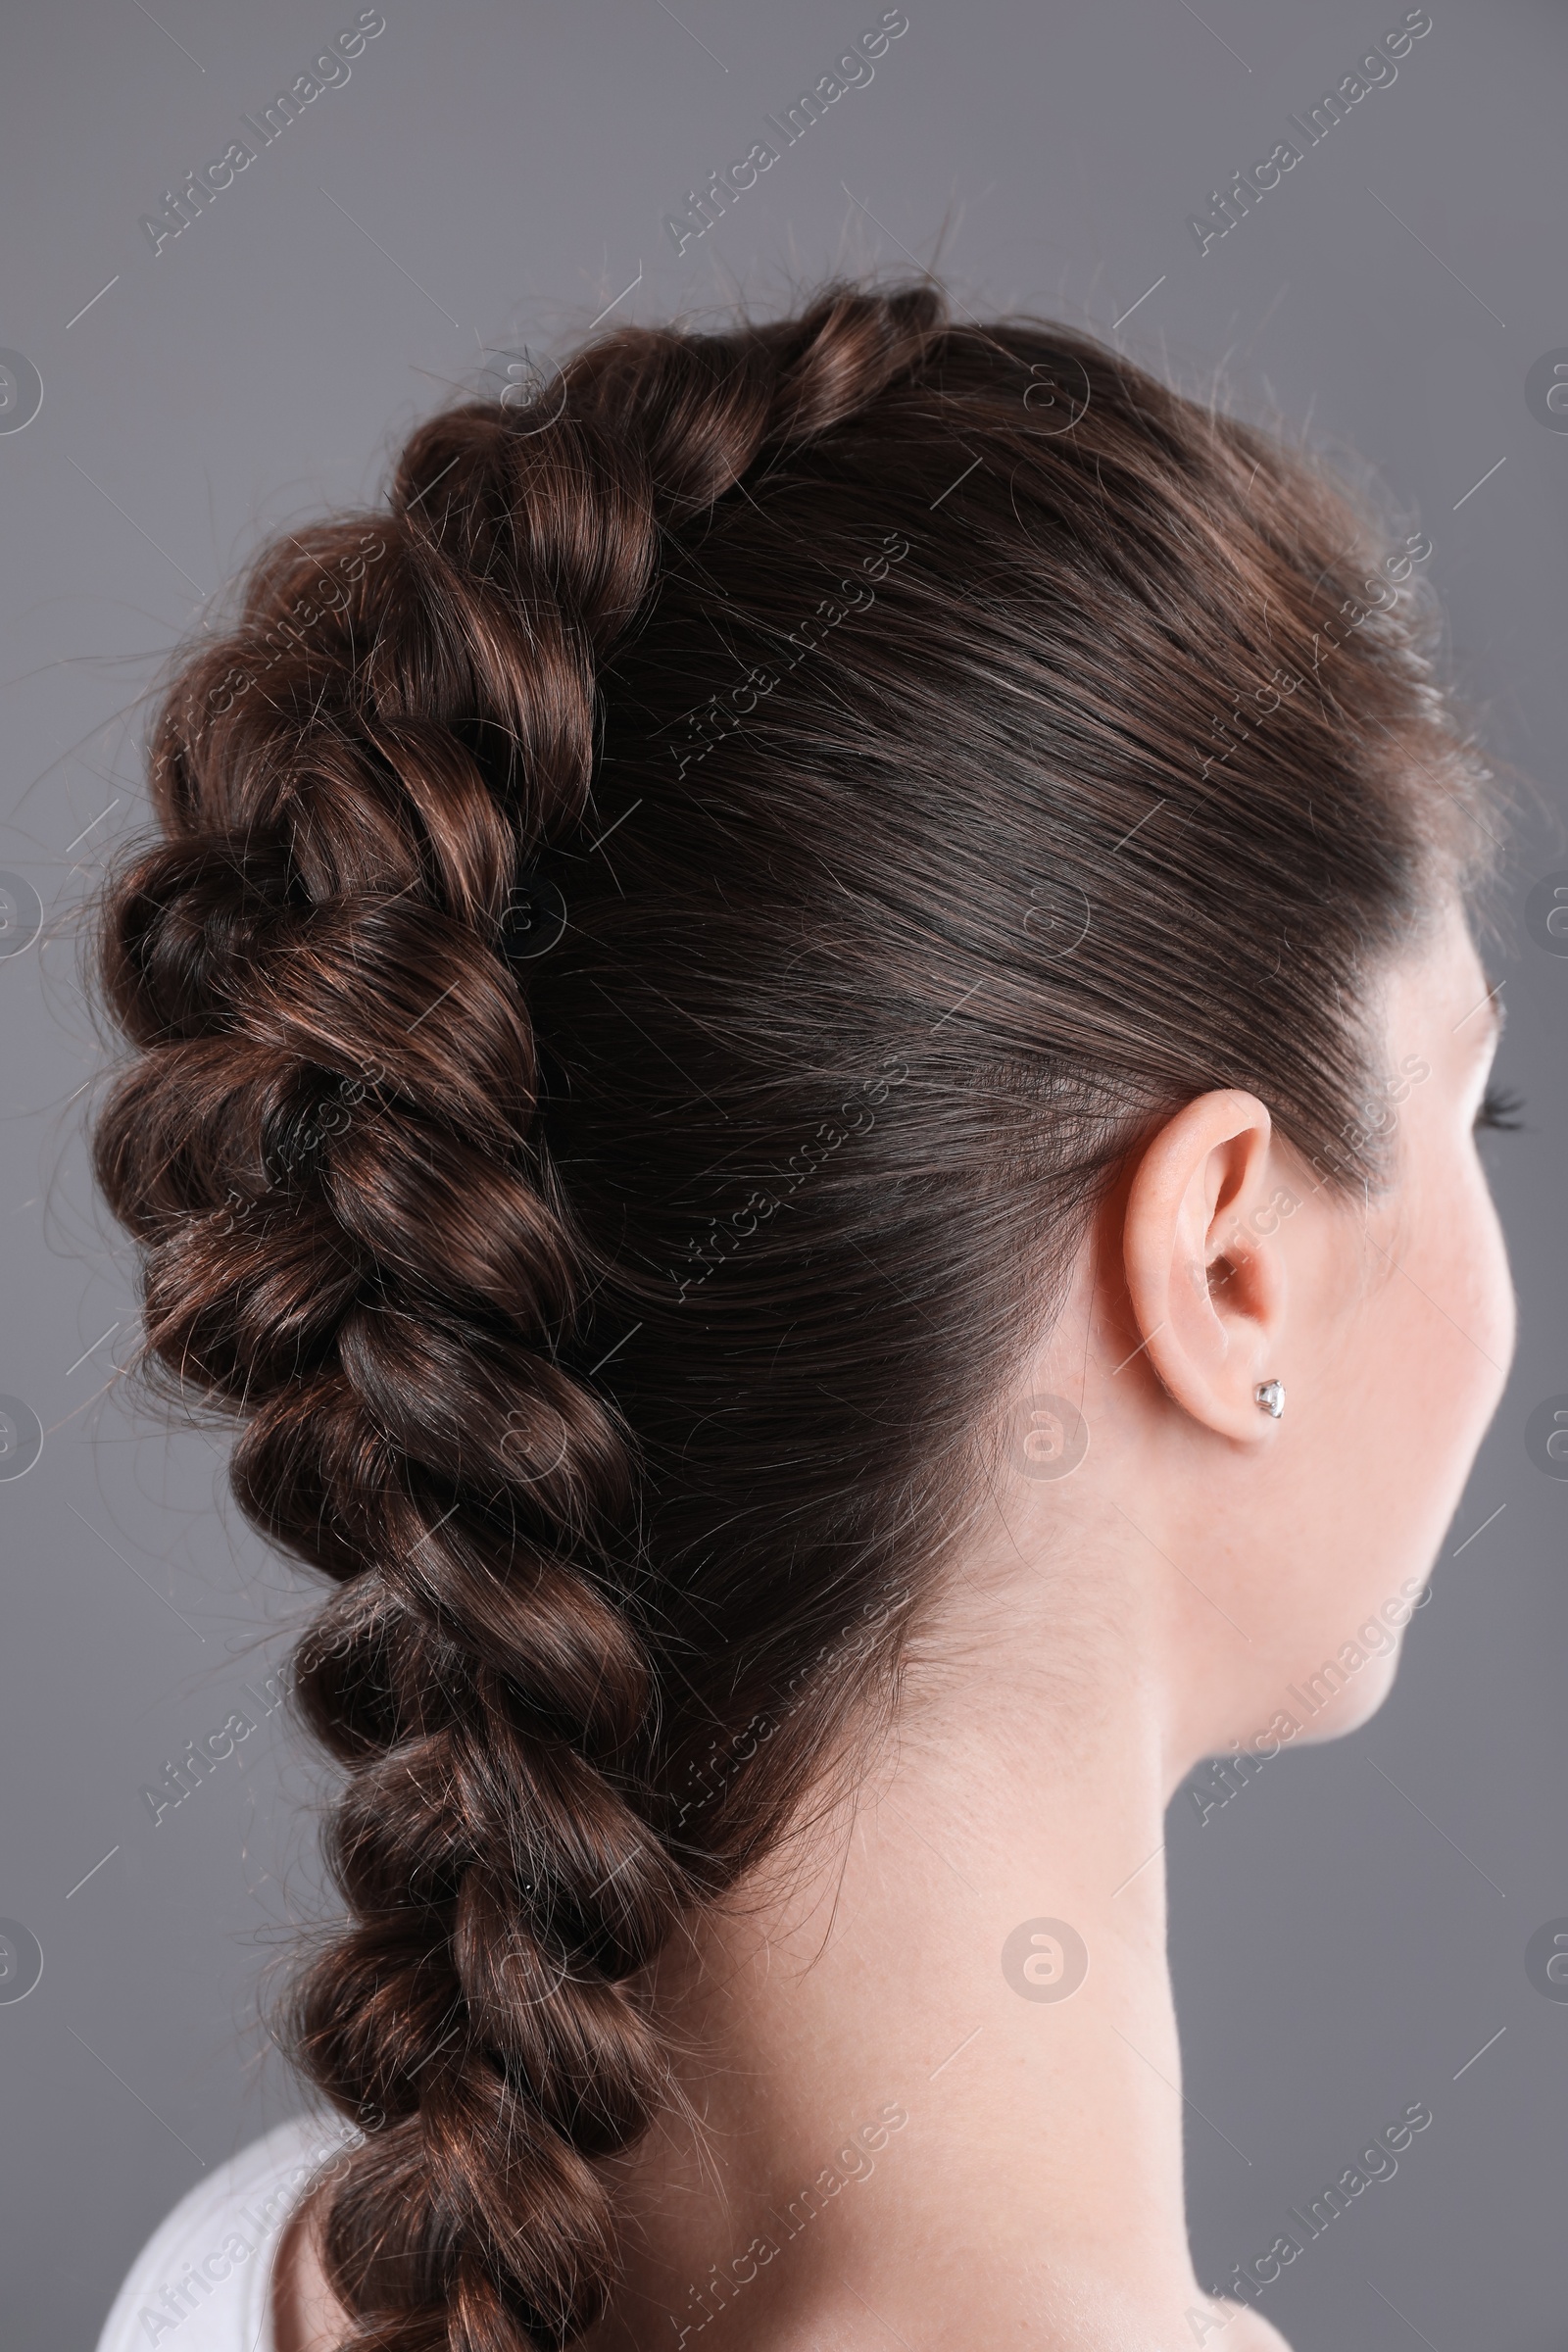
1474,1083,1525,1134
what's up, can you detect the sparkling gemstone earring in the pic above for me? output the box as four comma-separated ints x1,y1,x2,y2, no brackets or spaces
1254,1379,1286,1419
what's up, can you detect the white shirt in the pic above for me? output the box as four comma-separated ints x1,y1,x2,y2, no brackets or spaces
95,2113,361,2352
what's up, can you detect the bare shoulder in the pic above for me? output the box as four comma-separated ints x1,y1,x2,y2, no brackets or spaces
273,2227,1302,2352
1050,2284,1298,2352
1208,2304,1297,2352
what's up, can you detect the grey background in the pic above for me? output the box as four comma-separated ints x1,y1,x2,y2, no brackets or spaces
1,1,1564,2344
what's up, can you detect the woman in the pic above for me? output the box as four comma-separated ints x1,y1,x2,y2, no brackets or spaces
93,279,1514,2352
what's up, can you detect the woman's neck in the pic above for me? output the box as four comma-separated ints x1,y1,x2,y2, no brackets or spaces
592,1551,1247,2351
275,1510,1293,2352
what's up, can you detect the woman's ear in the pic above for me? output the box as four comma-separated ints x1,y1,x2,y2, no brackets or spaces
1119,1090,1289,1442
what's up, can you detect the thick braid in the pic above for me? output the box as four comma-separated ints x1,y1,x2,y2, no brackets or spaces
94,283,948,2350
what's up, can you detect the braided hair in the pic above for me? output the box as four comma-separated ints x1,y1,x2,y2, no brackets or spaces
93,280,1492,2347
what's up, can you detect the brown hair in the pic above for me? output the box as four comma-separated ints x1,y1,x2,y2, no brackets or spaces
93,279,1493,2348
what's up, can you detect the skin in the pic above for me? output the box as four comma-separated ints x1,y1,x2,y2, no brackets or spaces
273,895,1514,2352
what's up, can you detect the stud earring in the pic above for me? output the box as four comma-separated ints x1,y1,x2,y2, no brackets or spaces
1254,1378,1286,1419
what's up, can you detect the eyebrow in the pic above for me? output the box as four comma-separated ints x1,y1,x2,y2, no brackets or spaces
1452,978,1505,1040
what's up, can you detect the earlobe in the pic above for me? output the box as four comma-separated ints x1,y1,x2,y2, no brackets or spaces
1119,1090,1288,1442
